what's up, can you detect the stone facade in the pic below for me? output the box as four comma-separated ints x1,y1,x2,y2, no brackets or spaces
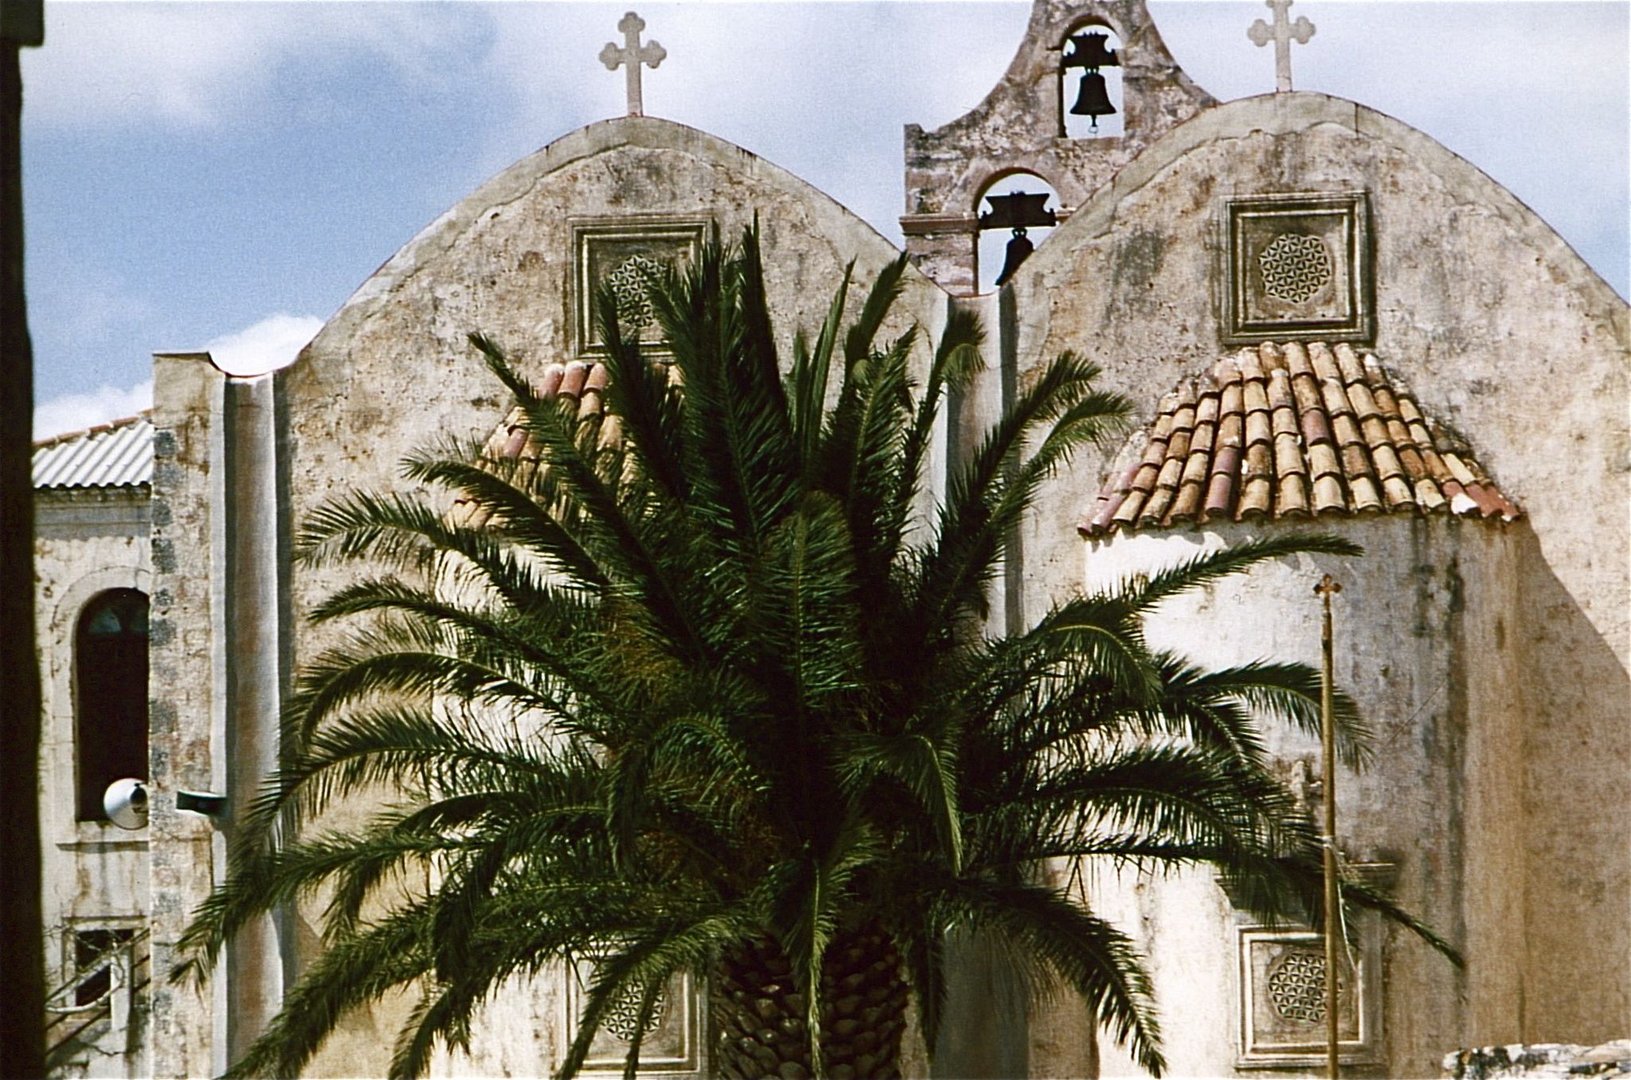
35,1,1628,1077
34,449,152,1076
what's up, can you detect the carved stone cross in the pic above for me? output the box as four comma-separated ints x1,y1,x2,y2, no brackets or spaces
600,11,666,117
1248,0,1315,93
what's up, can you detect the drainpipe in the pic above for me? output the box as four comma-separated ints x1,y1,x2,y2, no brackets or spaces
222,374,283,1061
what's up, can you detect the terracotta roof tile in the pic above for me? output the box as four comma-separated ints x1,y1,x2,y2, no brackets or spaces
1080,343,1520,537
1309,473,1345,514
1346,378,1380,421
1308,341,1342,382
451,358,635,527
1380,474,1416,509
1276,471,1310,517
1331,412,1364,451
1307,441,1341,481
1369,441,1405,484
1334,343,1368,386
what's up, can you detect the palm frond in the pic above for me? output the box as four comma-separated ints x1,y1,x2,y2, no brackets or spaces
182,231,1451,1079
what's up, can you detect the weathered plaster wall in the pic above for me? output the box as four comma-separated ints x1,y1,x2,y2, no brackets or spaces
1082,519,1524,1078
998,92,1628,1070
272,115,952,1077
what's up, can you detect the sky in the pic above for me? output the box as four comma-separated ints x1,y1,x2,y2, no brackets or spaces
21,1,1629,438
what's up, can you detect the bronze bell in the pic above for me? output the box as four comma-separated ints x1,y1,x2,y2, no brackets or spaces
1071,71,1116,129
994,228,1035,288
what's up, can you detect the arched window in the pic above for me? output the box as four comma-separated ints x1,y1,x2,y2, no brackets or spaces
75,589,148,821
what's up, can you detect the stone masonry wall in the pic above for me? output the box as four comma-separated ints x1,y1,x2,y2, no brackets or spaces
902,0,1214,294
146,353,228,1080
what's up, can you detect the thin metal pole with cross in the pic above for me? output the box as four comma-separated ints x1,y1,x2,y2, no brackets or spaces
1315,573,1343,1079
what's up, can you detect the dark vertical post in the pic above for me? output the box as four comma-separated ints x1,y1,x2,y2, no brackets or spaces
0,4,45,1076
1315,572,1344,1080
998,284,1022,638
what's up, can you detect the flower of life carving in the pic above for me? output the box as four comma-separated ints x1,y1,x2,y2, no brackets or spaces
1258,233,1332,304
602,983,666,1043
605,255,665,334
1266,948,1345,1023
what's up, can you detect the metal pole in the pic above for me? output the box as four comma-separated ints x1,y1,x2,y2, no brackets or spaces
1315,573,1343,1080
223,376,285,1061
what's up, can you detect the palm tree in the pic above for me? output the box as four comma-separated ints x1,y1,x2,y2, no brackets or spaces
175,228,1452,1079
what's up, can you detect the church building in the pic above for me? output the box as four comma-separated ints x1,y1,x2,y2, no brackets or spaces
35,2,1628,1076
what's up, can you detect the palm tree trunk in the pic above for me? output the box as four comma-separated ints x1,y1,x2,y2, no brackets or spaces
713,926,907,1080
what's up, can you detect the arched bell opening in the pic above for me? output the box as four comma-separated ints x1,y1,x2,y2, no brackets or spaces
975,172,1061,294
1059,22,1123,140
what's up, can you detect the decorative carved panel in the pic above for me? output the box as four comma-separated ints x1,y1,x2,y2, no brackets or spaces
1236,926,1381,1068
1222,192,1373,345
564,962,701,1075
573,219,707,358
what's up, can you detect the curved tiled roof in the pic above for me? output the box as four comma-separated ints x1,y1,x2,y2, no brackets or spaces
1080,342,1519,537
33,413,153,490
451,359,628,528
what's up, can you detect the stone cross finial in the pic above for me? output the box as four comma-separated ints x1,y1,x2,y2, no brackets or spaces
1248,0,1315,93
600,11,666,117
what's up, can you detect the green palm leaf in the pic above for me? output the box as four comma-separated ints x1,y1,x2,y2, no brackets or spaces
179,228,1451,1079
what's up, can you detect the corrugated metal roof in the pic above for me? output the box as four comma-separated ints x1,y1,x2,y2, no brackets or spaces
33,413,153,489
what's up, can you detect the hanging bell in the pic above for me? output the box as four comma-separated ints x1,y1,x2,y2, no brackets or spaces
1070,71,1116,129
993,228,1035,288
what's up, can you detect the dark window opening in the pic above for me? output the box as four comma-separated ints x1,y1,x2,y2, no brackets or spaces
72,928,134,1007
75,589,149,821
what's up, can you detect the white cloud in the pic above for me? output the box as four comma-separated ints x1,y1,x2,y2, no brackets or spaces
21,4,487,130
206,313,324,378
35,379,153,440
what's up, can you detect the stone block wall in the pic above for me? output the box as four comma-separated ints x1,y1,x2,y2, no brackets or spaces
146,352,228,1080
1444,1041,1631,1079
